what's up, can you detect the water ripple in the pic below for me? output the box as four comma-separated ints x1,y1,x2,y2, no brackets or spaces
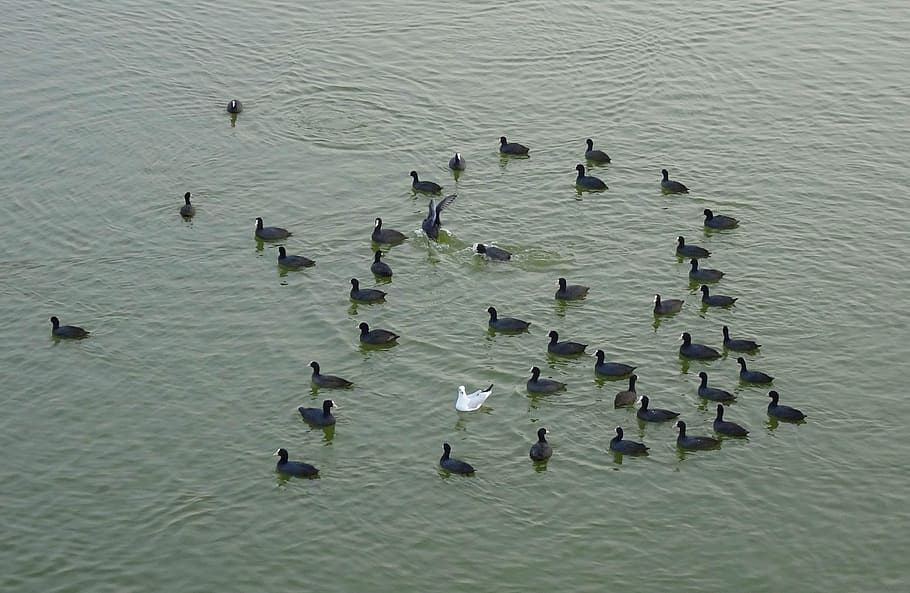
3,0,910,592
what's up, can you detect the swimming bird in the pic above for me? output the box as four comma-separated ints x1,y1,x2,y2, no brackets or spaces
226,99,243,113
767,390,806,421
676,420,720,450
703,209,739,229
410,170,442,194
697,372,734,402
370,250,392,278
614,374,640,407
298,399,337,427
529,427,553,461
527,366,566,393
455,384,494,412
679,332,721,360
180,192,195,217
653,294,684,315
713,404,749,436
255,217,291,241
547,330,587,356
737,357,773,383
440,443,475,474
661,169,689,193
278,246,315,268
274,447,318,477
584,138,611,163
499,136,529,155
474,243,511,261
422,194,457,239
700,284,737,307
448,152,466,171
486,306,530,332
358,322,399,345
309,361,353,389
371,217,407,244
689,258,724,282
637,395,680,422
350,278,386,303
610,427,649,455
592,349,636,377
676,236,710,258
49,316,89,339
555,277,589,300
575,164,607,190
722,326,759,351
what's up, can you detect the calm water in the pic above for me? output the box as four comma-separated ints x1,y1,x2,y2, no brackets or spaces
2,1,909,591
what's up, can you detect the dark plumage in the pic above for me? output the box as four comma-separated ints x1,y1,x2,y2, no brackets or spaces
255,217,291,241
637,395,680,423
737,357,774,383
298,399,337,427
499,136,529,155
614,374,640,407
547,330,587,356
661,168,689,193
350,278,386,303
179,191,195,217
584,138,611,163
767,390,806,421
713,404,749,437
697,372,735,402
679,332,721,360
676,421,720,450
700,284,737,307
703,209,739,229
676,236,710,258
529,428,553,461
309,361,353,389
527,366,566,393
274,447,318,477
653,294,684,315
474,243,511,261
448,152,466,171
370,250,393,278
410,170,442,194
722,326,760,351
422,194,457,239
592,349,636,378
486,306,530,332
440,443,475,474
226,99,243,113
50,316,89,339
555,277,589,300
278,246,315,268
575,164,607,190
610,427,649,455
358,322,399,345
371,217,407,244
689,258,724,282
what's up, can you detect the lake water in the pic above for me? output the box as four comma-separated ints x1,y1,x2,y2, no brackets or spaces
2,1,909,591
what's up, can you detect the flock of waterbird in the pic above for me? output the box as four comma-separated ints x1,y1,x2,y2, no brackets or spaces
48,99,808,478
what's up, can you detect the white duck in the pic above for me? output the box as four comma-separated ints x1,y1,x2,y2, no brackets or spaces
455,384,494,411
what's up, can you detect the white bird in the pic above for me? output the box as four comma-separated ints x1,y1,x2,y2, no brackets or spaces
455,384,494,411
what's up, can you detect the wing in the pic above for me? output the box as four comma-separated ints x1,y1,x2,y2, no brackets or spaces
423,199,438,230
435,193,457,218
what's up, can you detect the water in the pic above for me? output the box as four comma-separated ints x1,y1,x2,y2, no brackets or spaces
2,1,909,591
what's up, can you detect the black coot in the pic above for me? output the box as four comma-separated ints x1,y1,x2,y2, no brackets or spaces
529,428,553,461
298,399,337,427
440,443,475,474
